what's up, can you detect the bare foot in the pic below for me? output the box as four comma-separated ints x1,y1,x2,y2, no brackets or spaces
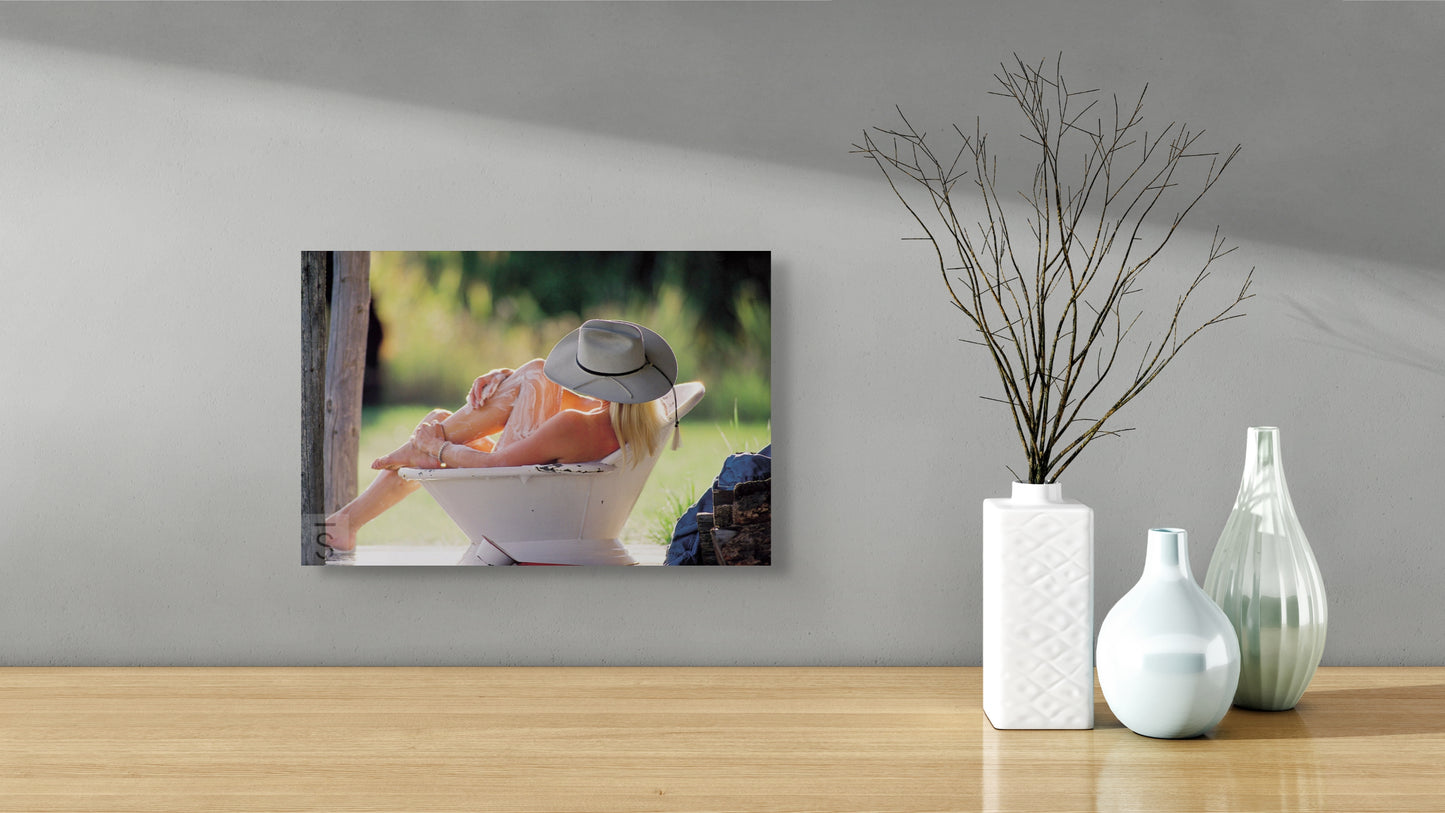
372,441,439,470
321,512,356,552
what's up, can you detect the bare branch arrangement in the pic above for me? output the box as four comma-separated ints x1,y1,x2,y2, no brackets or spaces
853,55,1254,484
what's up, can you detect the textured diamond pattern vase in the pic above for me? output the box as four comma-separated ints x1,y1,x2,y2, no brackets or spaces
1204,426,1327,711
982,482,1094,729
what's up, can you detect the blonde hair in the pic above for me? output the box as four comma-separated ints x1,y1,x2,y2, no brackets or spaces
609,398,668,467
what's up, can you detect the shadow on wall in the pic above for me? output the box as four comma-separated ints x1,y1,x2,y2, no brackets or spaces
2,2,1443,272
1282,264,1445,379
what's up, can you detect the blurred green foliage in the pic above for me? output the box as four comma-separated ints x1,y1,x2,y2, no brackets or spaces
369,251,770,422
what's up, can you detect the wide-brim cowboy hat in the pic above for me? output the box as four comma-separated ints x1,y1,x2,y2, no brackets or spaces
543,319,678,404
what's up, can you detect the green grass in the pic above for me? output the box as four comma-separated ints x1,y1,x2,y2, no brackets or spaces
637,418,770,545
351,405,769,549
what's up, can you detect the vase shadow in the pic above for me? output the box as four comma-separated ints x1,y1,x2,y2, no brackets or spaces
1094,713,1325,812
1208,682,1445,740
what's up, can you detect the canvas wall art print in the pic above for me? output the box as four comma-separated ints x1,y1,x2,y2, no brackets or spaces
301,251,771,567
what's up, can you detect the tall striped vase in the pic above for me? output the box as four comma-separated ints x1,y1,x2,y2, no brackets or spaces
1204,426,1328,710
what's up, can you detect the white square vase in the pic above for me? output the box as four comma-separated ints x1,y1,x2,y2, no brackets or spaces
982,482,1094,729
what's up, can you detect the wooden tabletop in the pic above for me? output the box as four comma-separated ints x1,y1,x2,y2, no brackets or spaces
1,667,1441,812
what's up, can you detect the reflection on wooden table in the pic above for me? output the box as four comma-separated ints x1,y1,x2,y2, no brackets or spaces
0,667,1440,812
985,668,1441,812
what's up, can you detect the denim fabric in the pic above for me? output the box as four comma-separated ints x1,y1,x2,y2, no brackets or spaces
665,444,772,566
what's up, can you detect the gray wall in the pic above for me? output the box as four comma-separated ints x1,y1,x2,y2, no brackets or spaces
1,1,1441,666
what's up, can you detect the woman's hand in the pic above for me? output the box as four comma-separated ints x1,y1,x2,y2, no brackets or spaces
468,368,514,410
411,420,447,460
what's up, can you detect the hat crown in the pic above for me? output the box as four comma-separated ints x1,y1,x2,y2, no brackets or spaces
543,318,677,404
577,320,647,375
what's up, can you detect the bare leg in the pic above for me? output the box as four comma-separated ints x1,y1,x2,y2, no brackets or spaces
322,470,420,551
324,408,469,550
369,408,457,471
371,364,538,469
326,363,541,548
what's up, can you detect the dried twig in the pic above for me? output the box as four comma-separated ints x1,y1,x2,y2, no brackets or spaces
852,54,1253,483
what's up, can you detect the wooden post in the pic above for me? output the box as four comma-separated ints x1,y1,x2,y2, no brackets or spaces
301,251,331,565
324,252,371,517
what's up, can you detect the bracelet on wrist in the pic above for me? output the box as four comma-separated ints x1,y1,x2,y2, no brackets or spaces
437,441,452,467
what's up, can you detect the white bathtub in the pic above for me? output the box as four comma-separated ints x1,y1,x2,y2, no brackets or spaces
399,381,705,565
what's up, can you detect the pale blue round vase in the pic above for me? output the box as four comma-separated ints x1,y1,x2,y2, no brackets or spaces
1097,528,1241,739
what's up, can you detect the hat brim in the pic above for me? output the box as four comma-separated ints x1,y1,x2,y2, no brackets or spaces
543,322,678,404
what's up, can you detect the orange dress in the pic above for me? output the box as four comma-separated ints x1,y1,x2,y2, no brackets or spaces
468,361,569,454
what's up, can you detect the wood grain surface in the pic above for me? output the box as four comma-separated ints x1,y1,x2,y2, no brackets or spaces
1,667,1441,812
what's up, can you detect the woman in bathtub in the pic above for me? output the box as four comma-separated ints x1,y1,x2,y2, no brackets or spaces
320,319,678,555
